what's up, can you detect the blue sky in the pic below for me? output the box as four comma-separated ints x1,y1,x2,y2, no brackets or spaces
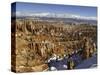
12,2,97,17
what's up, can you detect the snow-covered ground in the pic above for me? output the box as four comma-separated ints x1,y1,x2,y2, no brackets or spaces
47,53,97,71
75,54,97,69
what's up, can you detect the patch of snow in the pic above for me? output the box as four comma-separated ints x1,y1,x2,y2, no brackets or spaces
50,66,57,71
58,58,63,61
63,65,68,69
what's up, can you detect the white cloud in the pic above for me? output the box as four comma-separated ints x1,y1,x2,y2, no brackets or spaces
71,14,97,20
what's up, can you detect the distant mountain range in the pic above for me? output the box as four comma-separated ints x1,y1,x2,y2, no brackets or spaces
12,12,97,25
